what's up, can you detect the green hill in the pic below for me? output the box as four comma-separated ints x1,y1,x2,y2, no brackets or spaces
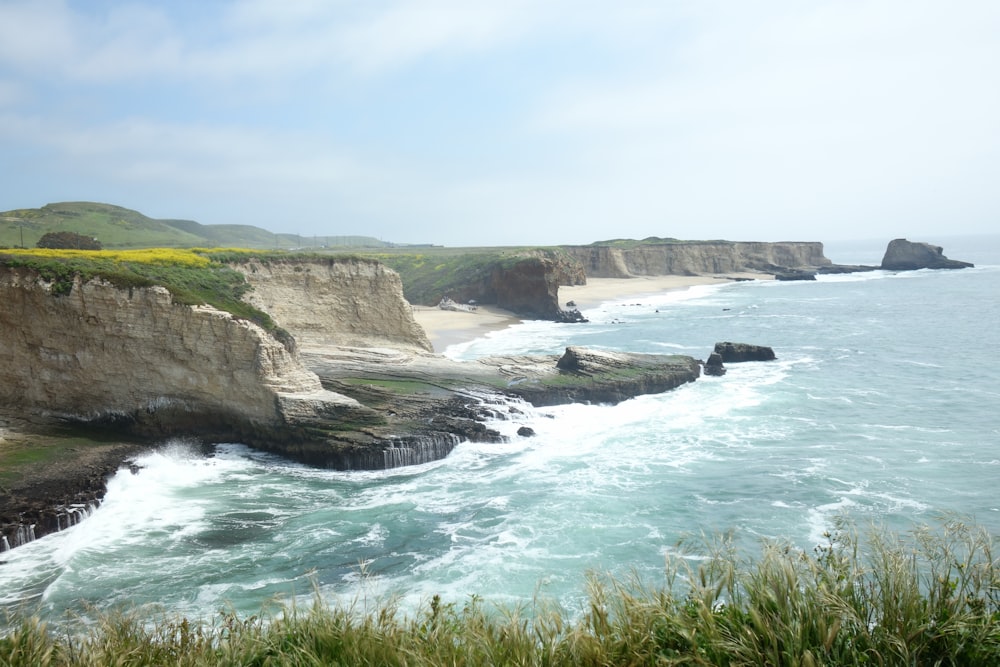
0,202,395,250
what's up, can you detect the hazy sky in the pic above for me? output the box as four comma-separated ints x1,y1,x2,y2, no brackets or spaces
1,1,997,246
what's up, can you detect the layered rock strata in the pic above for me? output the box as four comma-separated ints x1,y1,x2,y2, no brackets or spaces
234,257,433,352
0,267,365,443
561,241,832,279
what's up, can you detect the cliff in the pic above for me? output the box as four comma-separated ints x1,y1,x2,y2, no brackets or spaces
0,266,372,442
232,257,432,352
561,241,831,278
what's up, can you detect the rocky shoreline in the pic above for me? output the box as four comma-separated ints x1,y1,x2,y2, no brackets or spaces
0,343,717,550
0,237,973,552
0,424,147,552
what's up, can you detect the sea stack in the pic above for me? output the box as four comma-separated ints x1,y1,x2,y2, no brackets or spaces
880,239,973,270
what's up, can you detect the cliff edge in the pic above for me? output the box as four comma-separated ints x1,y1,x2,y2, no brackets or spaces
234,256,433,352
561,241,831,279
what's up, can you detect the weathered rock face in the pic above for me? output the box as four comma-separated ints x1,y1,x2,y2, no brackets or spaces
880,239,974,271
424,255,578,320
562,241,831,278
491,257,562,318
234,257,432,352
0,267,365,440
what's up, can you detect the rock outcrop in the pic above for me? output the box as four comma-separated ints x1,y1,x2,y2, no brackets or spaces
234,257,432,352
713,342,777,363
500,346,703,406
703,352,727,376
491,257,563,319
774,269,817,281
880,239,974,271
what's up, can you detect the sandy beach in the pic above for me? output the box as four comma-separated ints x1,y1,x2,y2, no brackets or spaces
413,273,768,352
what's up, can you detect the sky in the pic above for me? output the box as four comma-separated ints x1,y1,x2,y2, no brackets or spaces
1,1,998,247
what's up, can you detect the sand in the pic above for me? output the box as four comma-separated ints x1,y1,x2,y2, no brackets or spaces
412,273,769,353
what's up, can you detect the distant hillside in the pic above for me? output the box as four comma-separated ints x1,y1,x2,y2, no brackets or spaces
0,202,397,250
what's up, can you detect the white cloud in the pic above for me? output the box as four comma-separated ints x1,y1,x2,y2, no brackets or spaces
1,1,998,243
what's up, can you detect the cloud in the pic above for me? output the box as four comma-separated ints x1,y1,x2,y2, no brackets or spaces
1,1,998,244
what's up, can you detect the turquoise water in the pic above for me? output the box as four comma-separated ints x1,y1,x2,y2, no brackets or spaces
2,236,999,627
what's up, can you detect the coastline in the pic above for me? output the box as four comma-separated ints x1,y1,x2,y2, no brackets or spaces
412,273,769,352
2,271,770,552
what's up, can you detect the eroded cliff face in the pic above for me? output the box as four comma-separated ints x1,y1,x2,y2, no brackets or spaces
234,257,432,352
0,267,363,439
562,242,831,278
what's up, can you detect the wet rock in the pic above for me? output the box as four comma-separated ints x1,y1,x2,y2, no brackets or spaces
703,352,727,376
713,342,776,363
774,269,817,281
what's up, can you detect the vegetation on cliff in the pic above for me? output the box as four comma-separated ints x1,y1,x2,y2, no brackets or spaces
366,247,584,308
3,518,998,665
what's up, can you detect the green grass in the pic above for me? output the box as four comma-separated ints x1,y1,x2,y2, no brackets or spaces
367,247,577,306
3,518,998,665
0,202,404,250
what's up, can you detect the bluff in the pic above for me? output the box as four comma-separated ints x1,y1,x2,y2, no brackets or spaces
560,241,831,279
233,257,432,352
380,242,826,322
0,266,373,443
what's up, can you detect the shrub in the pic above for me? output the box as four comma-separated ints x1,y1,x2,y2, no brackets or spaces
36,231,102,250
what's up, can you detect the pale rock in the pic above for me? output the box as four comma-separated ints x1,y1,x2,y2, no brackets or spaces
234,258,432,352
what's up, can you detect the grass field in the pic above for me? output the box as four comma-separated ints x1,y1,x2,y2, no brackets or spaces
0,202,394,250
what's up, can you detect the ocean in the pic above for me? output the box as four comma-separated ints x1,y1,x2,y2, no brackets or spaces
2,235,999,628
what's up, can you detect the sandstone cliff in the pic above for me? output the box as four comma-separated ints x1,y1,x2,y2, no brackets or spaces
561,241,831,278
233,257,432,352
0,266,369,441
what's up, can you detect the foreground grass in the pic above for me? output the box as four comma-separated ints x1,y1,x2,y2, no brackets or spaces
3,518,999,666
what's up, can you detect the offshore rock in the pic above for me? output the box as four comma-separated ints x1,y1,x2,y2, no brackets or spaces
703,352,727,376
774,269,817,281
880,239,974,271
416,253,583,322
713,342,776,363
510,346,704,406
555,308,588,323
